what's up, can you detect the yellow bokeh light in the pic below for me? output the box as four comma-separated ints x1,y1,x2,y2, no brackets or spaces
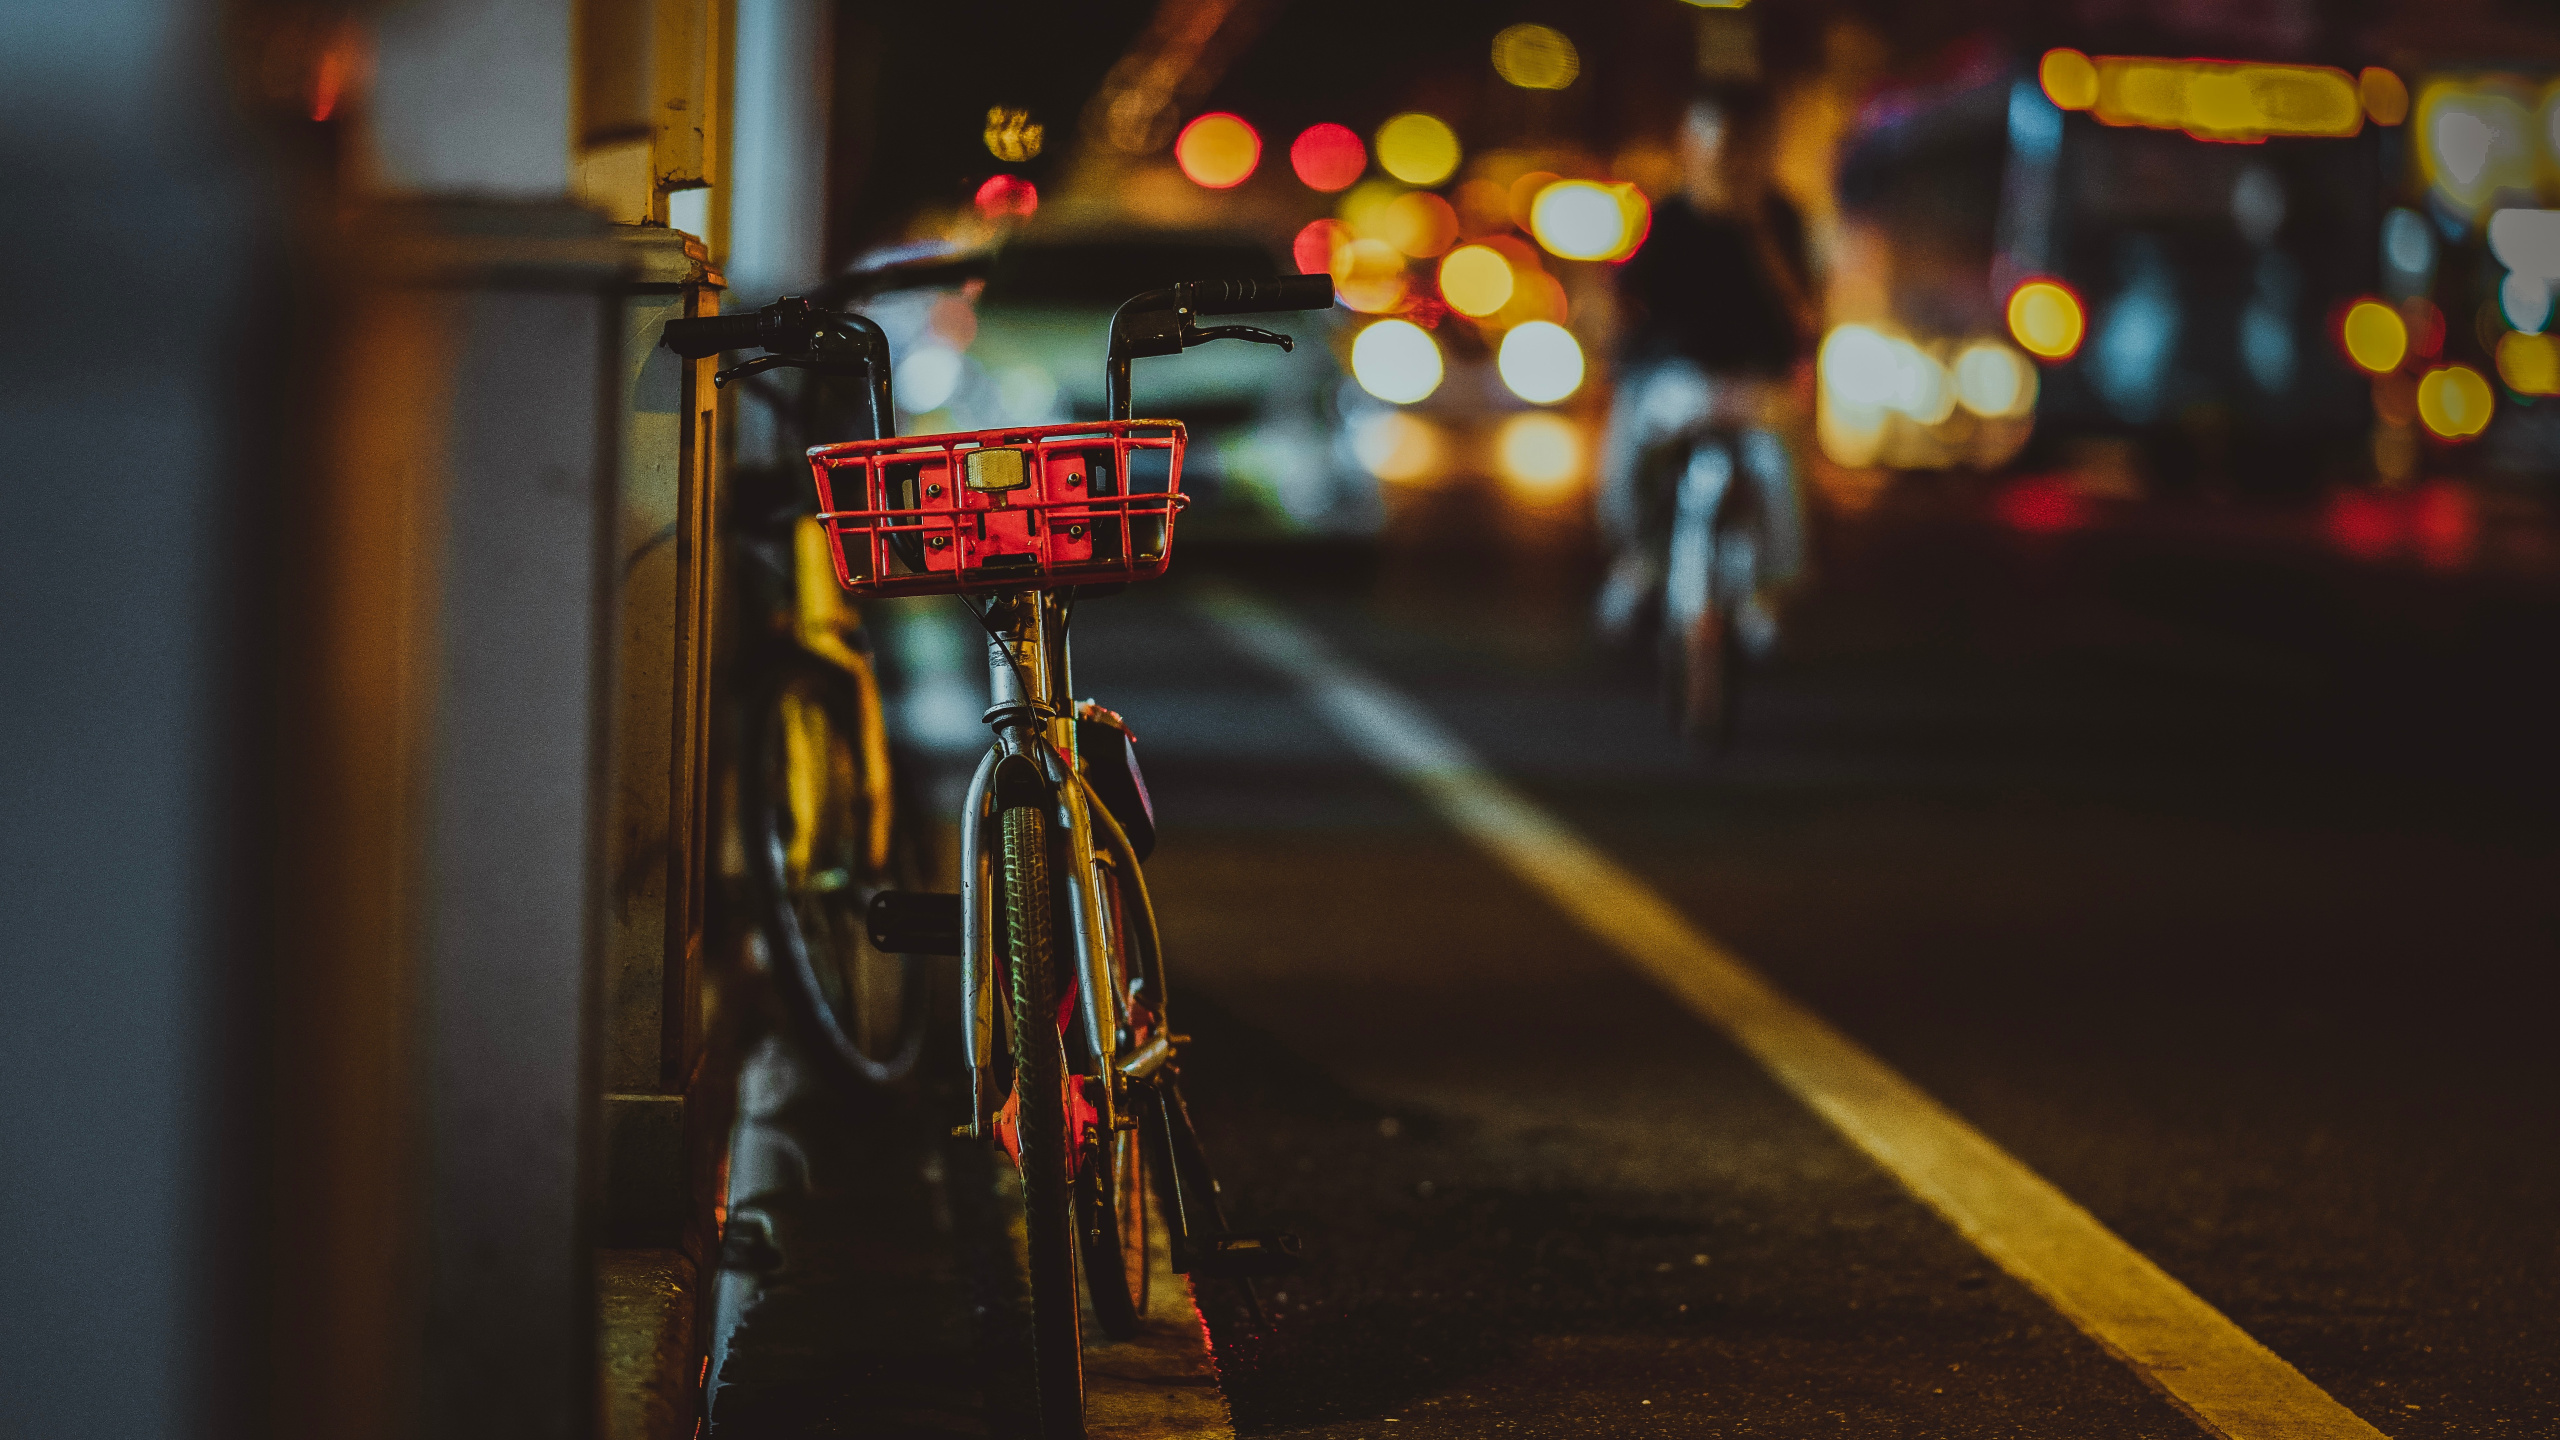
1332,236,1409,314
1495,412,1584,497
2007,280,2085,360
2041,49,2098,111
1530,181,1629,261
1375,113,1460,188
2495,332,2560,395
2340,299,2408,374
1380,191,1459,258
983,107,1044,162
1954,343,2037,419
1497,321,1585,404
2360,67,2409,126
1492,24,1580,91
2090,57,2362,141
1438,245,1515,317
2416,364,2494,439
1350,410,1445,483
1350,319,1444,404
1174,112,1260,189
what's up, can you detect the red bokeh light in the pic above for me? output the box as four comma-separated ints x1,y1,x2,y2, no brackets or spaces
1291,123,1367,192
2324,487,2398,559
2402,297,2445,360
974,174,1038,220
1994,474,2089,533
1293,219,1350,276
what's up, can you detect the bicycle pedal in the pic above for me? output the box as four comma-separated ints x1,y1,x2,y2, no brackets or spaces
865,890,962,955
1188,1230,1302,1277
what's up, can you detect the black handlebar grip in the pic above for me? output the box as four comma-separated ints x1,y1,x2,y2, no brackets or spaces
660,313,769,359
1186,274,1336,315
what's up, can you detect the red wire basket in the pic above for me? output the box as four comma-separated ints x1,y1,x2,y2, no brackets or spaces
807,420,1189,598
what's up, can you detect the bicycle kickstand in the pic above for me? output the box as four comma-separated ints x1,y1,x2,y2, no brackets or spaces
1147,1071,1300,1326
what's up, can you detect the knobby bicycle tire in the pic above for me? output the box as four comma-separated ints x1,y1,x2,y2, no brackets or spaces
743,663,928,1088
1003,801,1087,1439
1080,858,1150,1341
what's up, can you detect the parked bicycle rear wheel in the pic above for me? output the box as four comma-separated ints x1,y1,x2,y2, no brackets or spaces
1001,801,1087,1439
1080,856,1151,1341
742,663,926,1087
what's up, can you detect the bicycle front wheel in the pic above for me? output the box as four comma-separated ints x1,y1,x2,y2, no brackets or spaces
1001,801,1087,1439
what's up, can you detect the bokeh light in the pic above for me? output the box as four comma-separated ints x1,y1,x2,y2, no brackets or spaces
2416,364,2493,439
1333,236,1409,314
1530,181,1628,261
1290,123,1366,192
2006,279,2085,360
1375,113,1460,188
1350,411,1444,483
1497,321,1585,404
2402,296,2446,358
2501,272,2553,334
1954,343,2037,418
1350,319,1444,404
1495,412,1584,497
1509,170,1560,228
2418,84,2534,213
2495,332,2560,395
1175,112,1260,189
1294,218,1351,277
983,107,1044,162
2487,208,2560,279
1491,24,1579,91
974,174,1038,220
2040,49,2098,111
2360,68,2409,126
1380,191,1459,258
1438,246,1515,317
2340,299,2409,374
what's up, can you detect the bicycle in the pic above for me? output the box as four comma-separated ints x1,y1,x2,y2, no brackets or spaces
664,252,988,1095
674,271,1333,1438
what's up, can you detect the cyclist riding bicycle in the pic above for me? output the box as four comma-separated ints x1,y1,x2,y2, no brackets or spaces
1596,86,1818,732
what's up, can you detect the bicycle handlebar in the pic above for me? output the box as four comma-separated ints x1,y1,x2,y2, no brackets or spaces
1185,274,1335,316
661,312,771,360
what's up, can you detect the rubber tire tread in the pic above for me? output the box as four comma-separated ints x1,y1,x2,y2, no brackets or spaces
1004,803,1086,1439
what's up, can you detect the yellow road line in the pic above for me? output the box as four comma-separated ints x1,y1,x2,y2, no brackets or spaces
1197,587,2388,1440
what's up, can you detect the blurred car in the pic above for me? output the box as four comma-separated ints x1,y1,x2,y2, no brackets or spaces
875,231,1380,539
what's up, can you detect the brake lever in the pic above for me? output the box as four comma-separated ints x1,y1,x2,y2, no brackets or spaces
713,353,875,389
1182,322,1294,353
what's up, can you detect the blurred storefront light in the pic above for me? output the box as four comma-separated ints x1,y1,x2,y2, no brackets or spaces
2415,364,2494,439
1954,343,2037,419
897,344,965,413
1495,412,1584,496
2495,332,2560,395
1175,112,1260,189
2040,49,2099,111
2339,299,2409,374
2418,85,2534,213
1497,321,1585,403
1291,123,1367,192
1491,24,1579,91
1439,245,1515,317
2094,57,2362,142
2006,279,2085,360
1821,326,1948,421
1350,319,1443,403
1375,113,1461,187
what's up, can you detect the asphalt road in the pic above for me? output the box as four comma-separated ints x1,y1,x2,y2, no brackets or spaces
715,478,2560,1437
